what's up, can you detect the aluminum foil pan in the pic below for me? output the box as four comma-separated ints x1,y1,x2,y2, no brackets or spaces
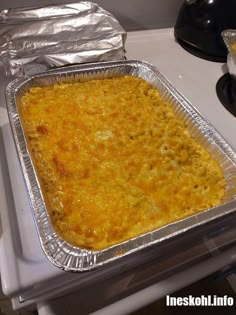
5,60,236,272
0,1,126,77
222,29,236,79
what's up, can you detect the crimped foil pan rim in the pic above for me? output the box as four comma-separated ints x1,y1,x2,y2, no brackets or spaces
5,60,236,272
222,29,236,63
222,29,236,78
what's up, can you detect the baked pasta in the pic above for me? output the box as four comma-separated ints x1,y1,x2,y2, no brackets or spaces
19,75,225,250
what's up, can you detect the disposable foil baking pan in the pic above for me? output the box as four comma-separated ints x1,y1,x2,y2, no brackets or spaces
222,29,236,61
5,60,236,272
222,29,236,78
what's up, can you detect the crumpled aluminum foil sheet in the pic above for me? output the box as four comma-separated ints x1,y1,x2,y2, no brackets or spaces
0,1,126,77
6,60,236,272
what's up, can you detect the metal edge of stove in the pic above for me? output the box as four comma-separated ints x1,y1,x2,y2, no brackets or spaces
35,222,235,314
12,245,236,311
88,247,236,315
11,244,236,313
10,214,236,309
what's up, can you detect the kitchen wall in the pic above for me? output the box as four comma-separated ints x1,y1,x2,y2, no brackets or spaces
0,0,184,31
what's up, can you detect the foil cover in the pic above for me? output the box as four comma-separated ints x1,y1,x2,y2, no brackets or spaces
222,29,236,63
6,60,236,272
0,1,126,77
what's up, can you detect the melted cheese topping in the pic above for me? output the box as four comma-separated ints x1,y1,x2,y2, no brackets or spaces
19,76,225,250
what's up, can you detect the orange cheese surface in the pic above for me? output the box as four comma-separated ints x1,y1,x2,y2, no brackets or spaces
19,76,225,250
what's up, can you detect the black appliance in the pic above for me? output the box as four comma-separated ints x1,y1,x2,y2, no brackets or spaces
174,0,236,62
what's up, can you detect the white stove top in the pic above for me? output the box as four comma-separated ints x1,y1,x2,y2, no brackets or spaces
0,28,236,309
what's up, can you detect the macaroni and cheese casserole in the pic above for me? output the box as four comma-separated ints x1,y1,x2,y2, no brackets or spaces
19,75,225,250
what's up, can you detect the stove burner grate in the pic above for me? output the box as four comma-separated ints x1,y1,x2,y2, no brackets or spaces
176,38,226,63
216,73,236,117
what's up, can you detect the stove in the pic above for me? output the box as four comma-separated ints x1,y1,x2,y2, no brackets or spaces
0,28,236,314
216,73,236,118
